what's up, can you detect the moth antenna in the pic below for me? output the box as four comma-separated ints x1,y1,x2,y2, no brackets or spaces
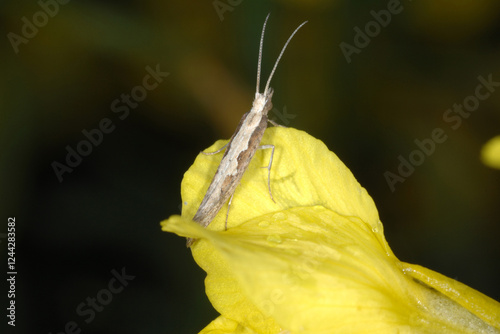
256,13,271,95
263,20,307,95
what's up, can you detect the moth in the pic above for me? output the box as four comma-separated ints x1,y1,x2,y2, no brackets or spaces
187,14,307,247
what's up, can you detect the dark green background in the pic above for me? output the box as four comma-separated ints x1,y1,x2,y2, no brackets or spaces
2,0,500,333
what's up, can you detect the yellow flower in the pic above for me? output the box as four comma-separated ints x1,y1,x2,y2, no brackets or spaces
481,135,500,169
161,127,500,333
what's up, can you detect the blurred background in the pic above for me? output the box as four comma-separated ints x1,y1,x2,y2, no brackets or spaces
1,0,500,333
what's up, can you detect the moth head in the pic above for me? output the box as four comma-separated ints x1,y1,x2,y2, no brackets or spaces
263,87,274,114
252,88,274,115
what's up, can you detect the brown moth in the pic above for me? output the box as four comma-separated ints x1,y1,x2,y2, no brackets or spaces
187,14,307,247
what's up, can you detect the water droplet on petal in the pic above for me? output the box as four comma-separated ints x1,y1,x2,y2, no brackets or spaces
258,220,270,228
372,221,383,234
267,234,282,244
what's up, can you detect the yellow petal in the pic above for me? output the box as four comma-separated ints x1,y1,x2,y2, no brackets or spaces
481,135,500,169
179,127,387,252
163,206,500,333
163,215,283,333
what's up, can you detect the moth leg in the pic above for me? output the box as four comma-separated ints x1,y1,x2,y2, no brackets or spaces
201,142,228,155
225,193,234,230
268,119,286,128
258,144,276,203
186,237,195,248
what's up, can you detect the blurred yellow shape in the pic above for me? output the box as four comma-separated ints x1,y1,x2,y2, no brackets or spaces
481,135,500,169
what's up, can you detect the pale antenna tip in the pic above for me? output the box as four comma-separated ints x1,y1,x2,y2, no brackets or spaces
263,20,307,95
256,14,271,95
